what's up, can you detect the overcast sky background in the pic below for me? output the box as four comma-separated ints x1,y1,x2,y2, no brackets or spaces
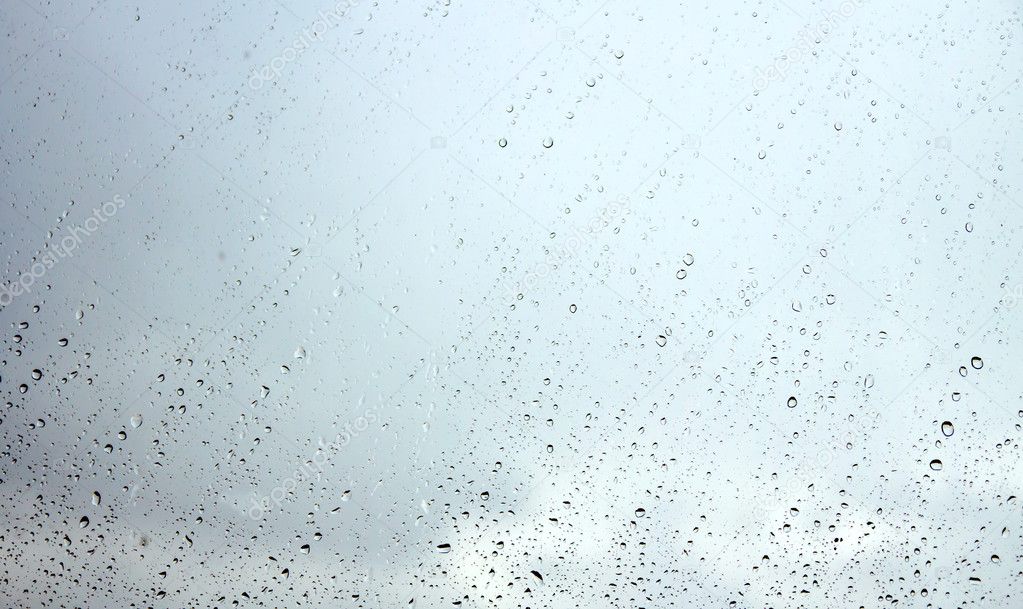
1,0,1021,607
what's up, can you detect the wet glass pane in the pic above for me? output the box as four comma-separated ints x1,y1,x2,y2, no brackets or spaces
1,1,1021,606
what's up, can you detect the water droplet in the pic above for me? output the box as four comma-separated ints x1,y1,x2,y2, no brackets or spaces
941,421,954,437
498,137,507,148
970,356,983,369
129,414,143,429
929,459,943,471
542,137,554,148
787,396,797,408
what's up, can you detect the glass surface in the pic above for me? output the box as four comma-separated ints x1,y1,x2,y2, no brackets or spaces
1,1,1021,607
